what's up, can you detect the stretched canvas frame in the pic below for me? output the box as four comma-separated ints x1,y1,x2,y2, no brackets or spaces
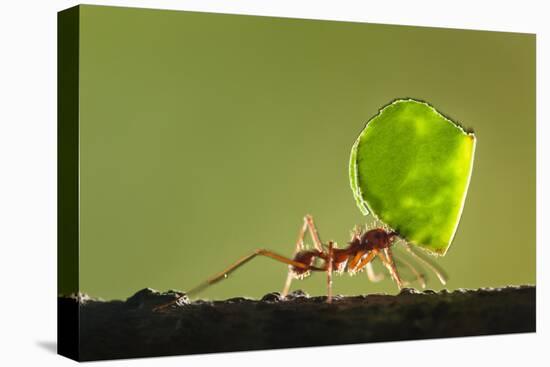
58,5,536,361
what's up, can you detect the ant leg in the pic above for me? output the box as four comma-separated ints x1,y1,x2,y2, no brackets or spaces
282,214,325,298
154,249,316,312
282,216,310,298
366,262,385,282
349,251,375,273
394,255,426,288
326,242,334,303
349,252,385,286
306,214,333,300
304,214,324,252
376,248,404,289
401,242,447,285
347,250,368,273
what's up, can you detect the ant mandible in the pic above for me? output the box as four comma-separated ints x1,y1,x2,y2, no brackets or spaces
153,215,446,312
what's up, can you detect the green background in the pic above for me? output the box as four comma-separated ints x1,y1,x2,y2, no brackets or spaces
75,5,535,300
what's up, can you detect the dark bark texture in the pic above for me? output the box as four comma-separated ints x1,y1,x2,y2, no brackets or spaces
58,285,535,361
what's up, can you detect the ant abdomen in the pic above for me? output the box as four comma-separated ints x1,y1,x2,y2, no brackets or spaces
291,250,322,276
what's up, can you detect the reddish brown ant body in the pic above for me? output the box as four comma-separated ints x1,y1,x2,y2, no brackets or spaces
153,215,446,312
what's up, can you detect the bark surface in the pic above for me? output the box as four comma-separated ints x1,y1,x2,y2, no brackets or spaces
58,286,535,361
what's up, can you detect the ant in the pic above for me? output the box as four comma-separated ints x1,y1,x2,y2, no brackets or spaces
153,215,446,312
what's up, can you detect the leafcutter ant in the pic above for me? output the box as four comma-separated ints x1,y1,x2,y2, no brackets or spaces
153,215,446,312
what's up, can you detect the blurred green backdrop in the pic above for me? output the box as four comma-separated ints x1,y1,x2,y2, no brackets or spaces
75,5,535,300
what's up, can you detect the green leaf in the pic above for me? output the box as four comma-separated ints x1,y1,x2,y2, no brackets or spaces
349,99,476,255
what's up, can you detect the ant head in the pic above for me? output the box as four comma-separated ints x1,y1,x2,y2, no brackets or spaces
361,228,397,250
